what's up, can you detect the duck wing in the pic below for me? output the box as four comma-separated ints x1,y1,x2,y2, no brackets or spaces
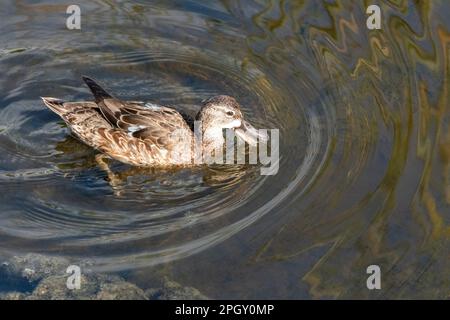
92,101,194,165
108,100,191,141
82,77,194,163
82,76,191,134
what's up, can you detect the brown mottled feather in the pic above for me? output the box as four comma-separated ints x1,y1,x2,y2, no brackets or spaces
42,77,252,167
42,97,194,166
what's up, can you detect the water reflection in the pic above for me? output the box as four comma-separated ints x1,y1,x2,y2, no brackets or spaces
0,0,448,298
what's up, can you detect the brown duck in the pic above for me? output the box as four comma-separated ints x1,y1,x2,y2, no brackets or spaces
41,76,265,167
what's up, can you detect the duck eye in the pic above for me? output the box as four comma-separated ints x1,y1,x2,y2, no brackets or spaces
226,111,235,117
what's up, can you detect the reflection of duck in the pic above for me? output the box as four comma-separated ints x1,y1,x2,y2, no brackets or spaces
42,76,265,167
91,163,251,197
53,134,252,196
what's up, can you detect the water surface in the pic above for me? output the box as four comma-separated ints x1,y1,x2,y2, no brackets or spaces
0,0,449,299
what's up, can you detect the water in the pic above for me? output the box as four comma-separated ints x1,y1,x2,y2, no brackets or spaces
0,0,448,299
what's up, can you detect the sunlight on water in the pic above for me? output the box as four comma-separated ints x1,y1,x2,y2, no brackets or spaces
0,0,448,298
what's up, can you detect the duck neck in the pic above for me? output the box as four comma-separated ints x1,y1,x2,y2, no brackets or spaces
201,127,225,160
202,127,224,149
196,108,226,161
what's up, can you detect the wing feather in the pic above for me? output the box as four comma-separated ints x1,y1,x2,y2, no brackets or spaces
80,77,194,165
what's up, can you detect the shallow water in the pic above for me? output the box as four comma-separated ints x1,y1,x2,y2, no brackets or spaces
0,0,449,299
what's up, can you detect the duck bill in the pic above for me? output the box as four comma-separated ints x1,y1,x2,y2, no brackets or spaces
235,120,268,146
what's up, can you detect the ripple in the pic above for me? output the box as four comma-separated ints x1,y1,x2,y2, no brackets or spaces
0,29,323,270
0,0,448,298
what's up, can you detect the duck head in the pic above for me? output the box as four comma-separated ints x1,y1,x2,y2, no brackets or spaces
196,95,267,149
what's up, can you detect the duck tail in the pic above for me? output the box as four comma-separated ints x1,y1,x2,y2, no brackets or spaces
41,97,67,115
82,76,113,103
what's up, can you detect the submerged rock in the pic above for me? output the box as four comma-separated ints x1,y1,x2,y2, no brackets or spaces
27,273,146,300
1,253,70,283
0,254,208,300
0,291,26,300
146,278,209,300
97,281,148,300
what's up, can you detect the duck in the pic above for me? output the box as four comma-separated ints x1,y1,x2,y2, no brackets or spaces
41,76,266,167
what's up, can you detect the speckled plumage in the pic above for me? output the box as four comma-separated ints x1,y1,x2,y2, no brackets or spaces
41,77,261,167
